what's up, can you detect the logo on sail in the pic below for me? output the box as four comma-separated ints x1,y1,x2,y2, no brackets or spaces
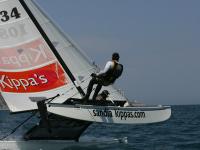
0,63,67,93
0,38,56,70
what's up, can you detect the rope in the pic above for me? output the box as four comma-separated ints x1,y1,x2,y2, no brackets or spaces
46,94,60,104
47,76,93,104
0,112,37,140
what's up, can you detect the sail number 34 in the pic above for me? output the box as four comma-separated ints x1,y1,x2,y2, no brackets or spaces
0,7,21,22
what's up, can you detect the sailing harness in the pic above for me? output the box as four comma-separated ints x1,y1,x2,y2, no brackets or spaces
99,61,123,86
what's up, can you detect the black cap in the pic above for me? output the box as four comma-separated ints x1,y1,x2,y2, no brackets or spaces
112,52,120,61
102,90,110,96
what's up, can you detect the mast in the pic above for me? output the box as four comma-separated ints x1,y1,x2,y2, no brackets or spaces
18,0,85,97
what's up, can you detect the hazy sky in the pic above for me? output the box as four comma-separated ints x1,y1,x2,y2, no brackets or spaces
36,0,200,105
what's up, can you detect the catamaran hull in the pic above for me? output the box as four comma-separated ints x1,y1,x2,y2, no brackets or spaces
48,104,171,124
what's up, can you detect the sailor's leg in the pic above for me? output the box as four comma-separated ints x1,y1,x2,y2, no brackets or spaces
92,84,102,100
84,78,97,99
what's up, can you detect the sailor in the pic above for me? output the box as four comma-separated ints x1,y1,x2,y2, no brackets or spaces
96,90,110,101
83,52,123,101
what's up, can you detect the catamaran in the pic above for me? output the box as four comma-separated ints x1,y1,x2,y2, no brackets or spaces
0,0,171,148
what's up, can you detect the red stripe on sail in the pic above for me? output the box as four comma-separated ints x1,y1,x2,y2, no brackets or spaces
0,38,56,70
0,63,67,93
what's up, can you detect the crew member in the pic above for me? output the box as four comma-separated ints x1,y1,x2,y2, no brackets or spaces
83,52,123,101
96,90,110,101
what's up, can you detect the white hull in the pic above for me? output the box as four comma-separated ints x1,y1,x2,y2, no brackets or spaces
48,104,171,124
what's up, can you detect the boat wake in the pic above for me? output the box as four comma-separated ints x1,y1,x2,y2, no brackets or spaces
0,136,128,150
80,135,128,144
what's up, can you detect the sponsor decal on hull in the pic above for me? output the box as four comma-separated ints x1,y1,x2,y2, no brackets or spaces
93,108,146,120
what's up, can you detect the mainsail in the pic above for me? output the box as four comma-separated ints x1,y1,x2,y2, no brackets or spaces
0,0,127,113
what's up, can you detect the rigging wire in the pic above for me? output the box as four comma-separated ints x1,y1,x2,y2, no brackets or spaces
0,93,64,141
47,76,93,104
47,67,127,104
0,111,37,141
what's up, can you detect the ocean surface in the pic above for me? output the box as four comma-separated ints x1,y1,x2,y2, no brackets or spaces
0,105,200,150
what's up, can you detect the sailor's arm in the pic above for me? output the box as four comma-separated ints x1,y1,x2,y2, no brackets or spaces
97,61,113,75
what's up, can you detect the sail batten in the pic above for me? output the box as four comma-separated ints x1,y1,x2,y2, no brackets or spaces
0,16,29,25
0,60,58,73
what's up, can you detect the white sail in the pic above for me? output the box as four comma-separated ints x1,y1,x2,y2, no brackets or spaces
25,0,127,102
0,0,127,113
0,0,77,112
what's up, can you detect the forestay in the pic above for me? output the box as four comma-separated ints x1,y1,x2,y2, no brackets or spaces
0,0,127,113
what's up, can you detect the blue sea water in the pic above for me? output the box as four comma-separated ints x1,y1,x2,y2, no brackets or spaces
0,105,200,150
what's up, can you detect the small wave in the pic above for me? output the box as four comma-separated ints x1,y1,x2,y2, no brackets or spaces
80,135,128,144
175,142,200,150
